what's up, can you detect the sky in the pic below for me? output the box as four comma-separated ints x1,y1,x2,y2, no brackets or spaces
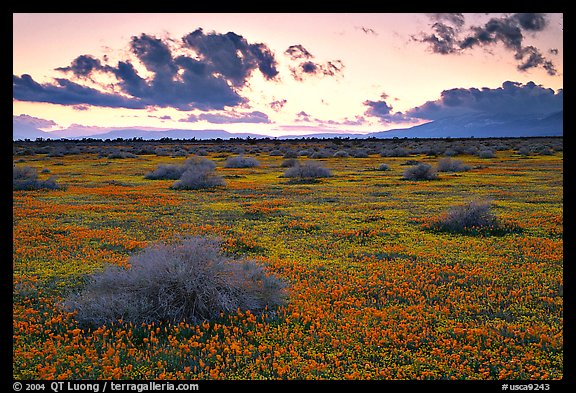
13,13,564,137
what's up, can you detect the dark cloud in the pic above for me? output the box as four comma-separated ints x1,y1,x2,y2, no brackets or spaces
423,22,462,54
15,29,280,111
182,28,279,86
131,34,178,76
301,61,318,74
285,45,344,81
269,99,287,111
515,46,557,75
179,114,199,123
13,74,147,109
55,54,110,77
356,26,378,36
514,13,548,31
285,45,314,60
416,13,466,55
405,81,563,120
363,93,413,124
364,97,393,117
180,111,271,124
427,13,466,28
414,13,557,75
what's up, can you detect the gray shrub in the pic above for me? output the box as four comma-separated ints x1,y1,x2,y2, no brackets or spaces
402,163,438,180
430,200,499,233
145,164,187,180
171,167,225,190
283,161,333,179
478,149,495,158
13,165,61,191
224,155,261,168
145,157,217,180
436,158,471,172
62,237,288,327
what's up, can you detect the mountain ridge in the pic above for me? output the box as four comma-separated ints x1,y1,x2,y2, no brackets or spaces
13,111,563,141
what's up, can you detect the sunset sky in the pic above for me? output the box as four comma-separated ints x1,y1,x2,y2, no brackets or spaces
13,13,563,137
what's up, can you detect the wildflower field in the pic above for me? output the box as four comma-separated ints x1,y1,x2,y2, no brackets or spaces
13,137,563,380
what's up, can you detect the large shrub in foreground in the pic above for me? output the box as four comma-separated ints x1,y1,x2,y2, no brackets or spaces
426,199,519,235
13,165,61,191
62,237,288,327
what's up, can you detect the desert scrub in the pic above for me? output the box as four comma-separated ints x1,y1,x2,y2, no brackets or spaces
478,149,496,158
224,155,261,168
424,199,520,235
281,158,299,168
402,163,438,180
282,160,333,181
333,150,350,158
145,164,187,180
145,157,216,180
436,157,471,172
171,166,225,190
13,165,61,191
145,157,224,189
62,237,288,327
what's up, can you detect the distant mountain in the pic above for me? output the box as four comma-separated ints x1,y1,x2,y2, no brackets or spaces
278,132,371,139
13,110,562,141
71,129,268,140
370,111,563,139
13,120,55,141
12,127,269,141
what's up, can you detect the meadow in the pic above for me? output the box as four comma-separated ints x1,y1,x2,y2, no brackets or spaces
12,137,563,380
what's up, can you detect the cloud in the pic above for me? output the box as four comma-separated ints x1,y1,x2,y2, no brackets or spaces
413,13,557,75
269,99,287,111
417,13,466,54
148,114,173,120
356,26,378,36
428,13,466,28
322,115,367,126
13,74,148,109
362,81,562,124
285,44,314,60
363,93,413,124
14,29,280,111
284,45,344,81
293,110,367,127
55,54,111,77
13,114,58,129
295,111,312,122
405,81,563,120
180,110,271,124
182,28,278,86
364,94,393,117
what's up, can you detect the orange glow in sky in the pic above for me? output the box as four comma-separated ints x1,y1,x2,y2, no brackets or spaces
13,13,563,137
